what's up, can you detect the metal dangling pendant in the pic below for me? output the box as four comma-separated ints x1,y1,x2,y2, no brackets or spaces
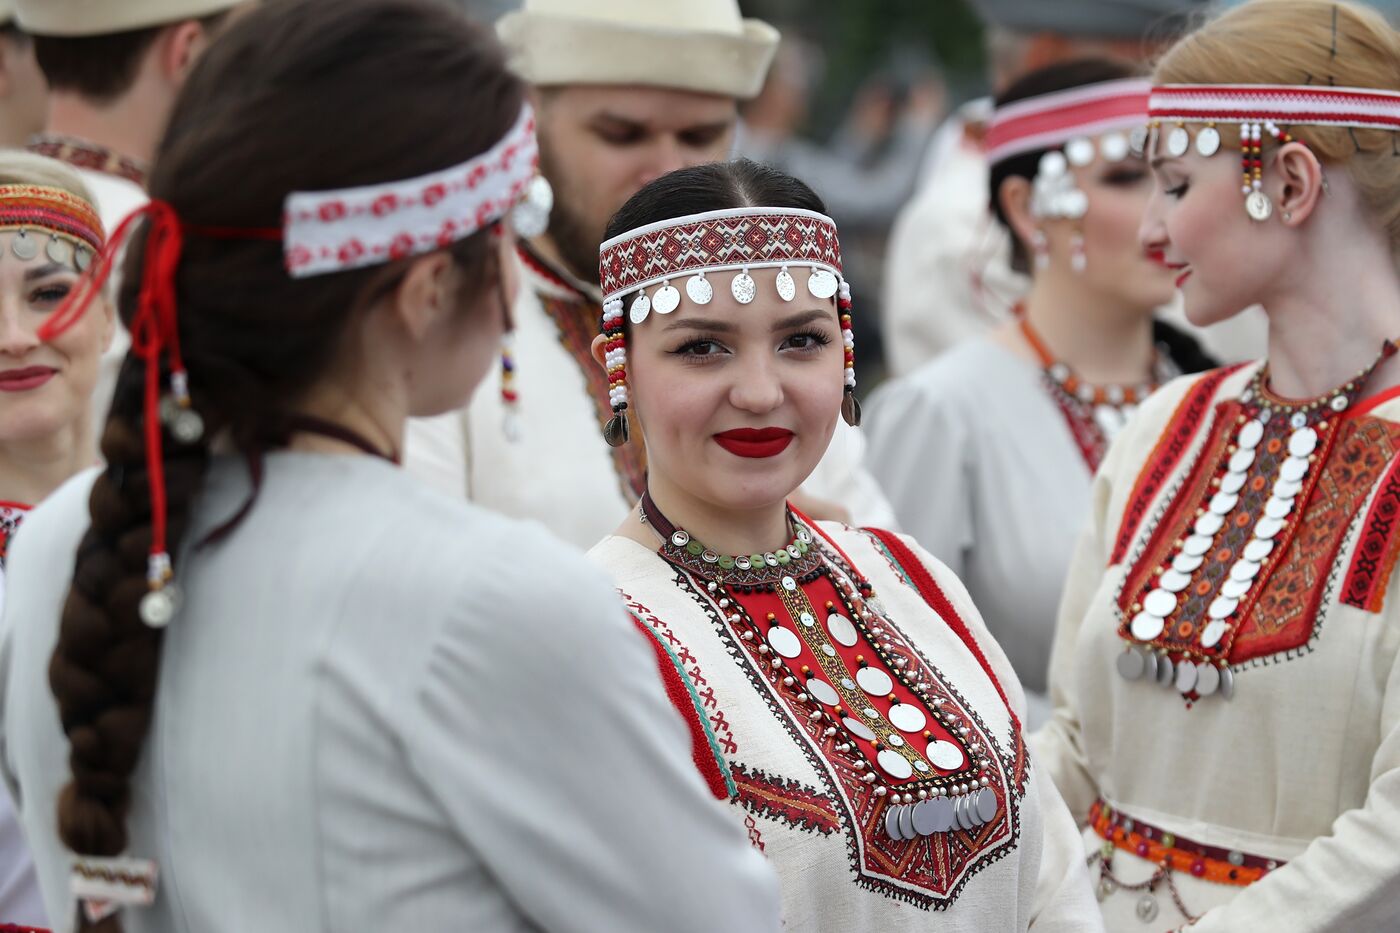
807,269,838,300
139,586,180,628
1245,190,1273,222
686,272,713,305
652,281,681,315
45,235,72,266
11,229,37,261
170,408,205,444
841,390,862,427
603,412,630,447
628,290,651,324
510,175,554,239
74,246,92,272
731,270,756,304
775,266,796,302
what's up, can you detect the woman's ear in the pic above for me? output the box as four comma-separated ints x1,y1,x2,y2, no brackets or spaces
590,332,609,370
996,175,1039,259
393,253,457,341
1273,141,1325,228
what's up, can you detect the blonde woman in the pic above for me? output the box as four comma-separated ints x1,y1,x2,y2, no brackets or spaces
0,151,111,930
1034,2,1400,930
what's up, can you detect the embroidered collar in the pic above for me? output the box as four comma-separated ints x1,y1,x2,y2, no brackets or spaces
29,134,148,188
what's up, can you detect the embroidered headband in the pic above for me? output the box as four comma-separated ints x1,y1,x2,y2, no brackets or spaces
596,206,858,448
0,183,104,271
285,102,548,277
1147,83,1400,221
985,78,1151,166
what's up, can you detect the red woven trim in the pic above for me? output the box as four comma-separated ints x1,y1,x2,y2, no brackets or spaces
1110,365,1246,566
629,615,730,800
1342,454,1400,612
863,527,1022,736
0,925,50,932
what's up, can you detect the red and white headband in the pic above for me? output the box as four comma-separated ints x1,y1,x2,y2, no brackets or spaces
599,206,844,323
596,206,857,448
985,79,1151,166
283,102,548,277
1147,83,1400,221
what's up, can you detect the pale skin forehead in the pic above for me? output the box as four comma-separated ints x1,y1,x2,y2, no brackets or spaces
536,84,739,130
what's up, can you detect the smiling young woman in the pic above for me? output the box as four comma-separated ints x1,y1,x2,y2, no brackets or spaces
1032,2,1400,930
0,150,110,932
586,159,1102,931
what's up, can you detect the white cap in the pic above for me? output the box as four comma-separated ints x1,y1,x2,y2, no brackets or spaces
497,0,779,100
16,0,243,37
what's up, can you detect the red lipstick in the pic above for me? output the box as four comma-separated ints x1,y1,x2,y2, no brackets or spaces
0,366,56,392
1164,261,1191,288
1146,249,1167,266
714,427,795,459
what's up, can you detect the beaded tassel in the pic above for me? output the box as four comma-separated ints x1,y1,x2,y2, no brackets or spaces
500,333,520,442
602,297,630,446
839,281,861,427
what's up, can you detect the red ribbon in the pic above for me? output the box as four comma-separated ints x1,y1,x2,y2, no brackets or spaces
37,203,278,568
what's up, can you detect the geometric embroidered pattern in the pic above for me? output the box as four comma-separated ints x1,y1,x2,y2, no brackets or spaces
1342,451,1400,612
599,207,842,299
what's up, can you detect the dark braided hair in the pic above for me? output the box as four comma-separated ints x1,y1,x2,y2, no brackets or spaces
45,2,523,929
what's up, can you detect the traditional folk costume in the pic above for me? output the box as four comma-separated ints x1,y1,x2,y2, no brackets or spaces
1034,85,1400,931
404,0,896,546
0,180,105,933
588,205,1100,930
0,104,782,932
867,81,1213,728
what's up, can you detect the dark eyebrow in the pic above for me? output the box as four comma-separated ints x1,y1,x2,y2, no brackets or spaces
1148,155,1177,170
23,263,70,281
774,309,835,330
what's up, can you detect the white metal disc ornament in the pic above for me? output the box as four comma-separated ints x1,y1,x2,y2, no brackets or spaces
1201,618,1230,649
826,612,859,647
914,796,955,835
731,271,757,304
888,702,927,733
1166,126,1190,158
843,717,877,741
686,272,714,305
900,805,916,839
975,787,998,823
628,291,651,324
1039,150,1068,177
1289,427,1319,457
886,807,906,841
878,749,914,780
1196,126,1222,157
10,230,36,260
1142,588,1178,618
170,409,205,444
1066,137,1096,167
139,588,178,628
1101,132,1129,163
927,739,964,770
807,269,838,300
510,174,554,238
652,282,681,315
1117,647,1146,680
776,266,796,302
1195,662,1221,697
856,666,894,697
1238,419,1265,449
45,236,72,266
767,626,802,659
807,678,841,706
1175,660,1198,693
1130,611,1165,642
1246,190,1273,222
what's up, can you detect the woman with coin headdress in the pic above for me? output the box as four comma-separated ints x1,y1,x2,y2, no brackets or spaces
1033,2,1400,929
0,151,111,932
587,158,1101,931
0,2,782,931
865,59,1216,729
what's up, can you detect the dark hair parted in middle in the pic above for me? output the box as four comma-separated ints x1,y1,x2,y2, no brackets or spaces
46,2,523,931
603,158,827,247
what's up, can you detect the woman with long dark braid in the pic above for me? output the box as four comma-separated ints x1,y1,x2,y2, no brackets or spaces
0,2,780,931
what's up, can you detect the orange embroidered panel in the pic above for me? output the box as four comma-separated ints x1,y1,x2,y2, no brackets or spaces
1237,416,1400,658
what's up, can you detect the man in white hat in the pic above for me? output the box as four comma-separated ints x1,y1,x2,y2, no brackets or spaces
406,0,895,550
17,0,245,231
17,0,246,426
0,1,46,150
882,0,1264,376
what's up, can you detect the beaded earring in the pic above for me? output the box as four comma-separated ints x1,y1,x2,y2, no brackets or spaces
839,280,861,427
602,297,630,446
500,332,520,442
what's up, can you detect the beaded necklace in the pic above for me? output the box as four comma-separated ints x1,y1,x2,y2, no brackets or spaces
1116,341,1397,701
639,490,1006,841
1019,315,1179,471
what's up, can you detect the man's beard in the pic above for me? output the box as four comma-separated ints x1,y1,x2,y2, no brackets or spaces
538,140,604,286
